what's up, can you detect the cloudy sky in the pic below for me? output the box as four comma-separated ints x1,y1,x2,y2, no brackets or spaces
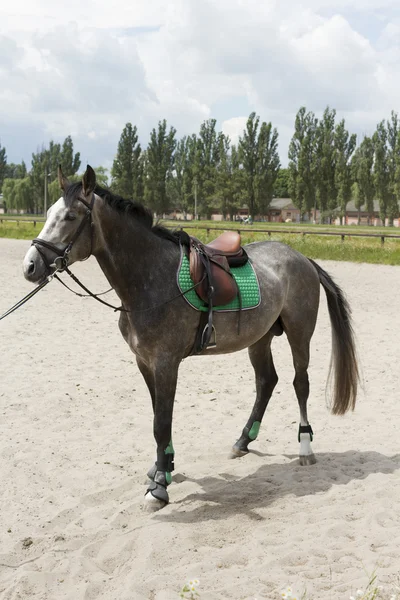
1,0,400,171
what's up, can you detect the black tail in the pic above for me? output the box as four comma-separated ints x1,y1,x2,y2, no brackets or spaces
309,259,359,415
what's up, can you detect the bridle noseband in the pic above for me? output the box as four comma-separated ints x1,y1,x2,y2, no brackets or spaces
29,192,131,313
0,194,214,323
32,194,95,273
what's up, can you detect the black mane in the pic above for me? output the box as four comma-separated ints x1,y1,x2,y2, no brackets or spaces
65,182,189,245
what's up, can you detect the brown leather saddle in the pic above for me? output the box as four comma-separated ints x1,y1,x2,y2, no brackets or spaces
188,231,248,352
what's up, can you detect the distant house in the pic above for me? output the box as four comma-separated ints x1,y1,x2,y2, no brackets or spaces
159,197,399,226
0,194,4,214
334,199,399,227
161,209,191,220
233,199,315,223
265,198,307,223
266,198,399,226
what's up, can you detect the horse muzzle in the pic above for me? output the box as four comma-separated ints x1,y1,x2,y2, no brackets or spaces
23,245,49,284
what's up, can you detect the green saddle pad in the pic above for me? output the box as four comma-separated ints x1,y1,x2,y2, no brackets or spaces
177,250,261,312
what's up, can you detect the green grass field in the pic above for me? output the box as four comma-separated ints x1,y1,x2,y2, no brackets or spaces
0,221,40,240
164,221,400,266
1,218,400,265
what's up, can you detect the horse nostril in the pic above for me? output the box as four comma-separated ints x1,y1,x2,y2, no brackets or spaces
28,261,35,275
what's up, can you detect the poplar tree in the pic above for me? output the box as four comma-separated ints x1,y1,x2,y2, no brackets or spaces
111,123,143,201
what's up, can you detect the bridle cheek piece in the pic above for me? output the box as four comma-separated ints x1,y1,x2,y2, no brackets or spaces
32,194,95,274
29,193,130,313
1,193,222,323
0,193,102,322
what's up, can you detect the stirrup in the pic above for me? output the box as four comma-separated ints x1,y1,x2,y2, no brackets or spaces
201,324,216,349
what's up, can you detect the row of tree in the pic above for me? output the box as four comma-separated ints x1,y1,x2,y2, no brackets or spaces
0,114,281,219
0,136,110,215
1,108,400,223
110,114,280,219
1,137,82,214
288,107,400,224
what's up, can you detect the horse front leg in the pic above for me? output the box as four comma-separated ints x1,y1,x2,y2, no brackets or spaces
136,358,159,483
144,359,179,512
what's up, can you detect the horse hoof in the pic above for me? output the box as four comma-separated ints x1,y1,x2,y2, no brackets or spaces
143,492,167,512
229,446,249,459
299,453,317,466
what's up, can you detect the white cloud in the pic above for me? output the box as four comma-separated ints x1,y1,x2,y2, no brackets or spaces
221,117,248,146
1,0,400,168
1,0,167,33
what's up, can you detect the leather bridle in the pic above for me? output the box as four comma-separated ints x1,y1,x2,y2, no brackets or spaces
29,192,131,312
1,199,209,327
32,194,95,273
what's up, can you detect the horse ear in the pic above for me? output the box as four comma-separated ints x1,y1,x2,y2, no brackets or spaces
58,165,69,191
82,165,96,196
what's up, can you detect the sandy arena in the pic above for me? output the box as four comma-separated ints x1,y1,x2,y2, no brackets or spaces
0,238,399,600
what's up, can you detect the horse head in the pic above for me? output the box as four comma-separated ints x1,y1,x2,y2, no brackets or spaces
23,166,97,284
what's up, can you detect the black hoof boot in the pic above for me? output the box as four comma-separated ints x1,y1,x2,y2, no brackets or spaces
144,471,170,512
146,463,157,482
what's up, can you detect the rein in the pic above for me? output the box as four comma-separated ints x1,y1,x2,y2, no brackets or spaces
31,192,131,314
53,264,207,314
32,194,95,273
0,192,126,321
0,198,206,321
0,275,54,322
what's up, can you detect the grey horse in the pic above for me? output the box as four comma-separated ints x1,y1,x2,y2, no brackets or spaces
23,166,359,511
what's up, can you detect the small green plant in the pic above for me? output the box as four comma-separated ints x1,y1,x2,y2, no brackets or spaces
280,586,307,600
180,579,200,599
348,568,399,599
279,571,400,600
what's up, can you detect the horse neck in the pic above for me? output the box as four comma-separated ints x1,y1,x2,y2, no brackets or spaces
92,201,178,308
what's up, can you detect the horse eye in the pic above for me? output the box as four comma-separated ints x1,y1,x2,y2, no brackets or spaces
66,212,77,221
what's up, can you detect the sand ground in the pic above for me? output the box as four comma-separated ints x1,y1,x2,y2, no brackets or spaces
0,238,399,600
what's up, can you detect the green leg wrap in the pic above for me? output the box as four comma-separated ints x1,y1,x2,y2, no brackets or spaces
248,421,261,440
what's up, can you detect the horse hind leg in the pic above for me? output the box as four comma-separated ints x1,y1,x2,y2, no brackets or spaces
294,366,316,466
231,331,278,457
286,330,316,466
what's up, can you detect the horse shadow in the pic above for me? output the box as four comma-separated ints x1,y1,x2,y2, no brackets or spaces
154,450,400,523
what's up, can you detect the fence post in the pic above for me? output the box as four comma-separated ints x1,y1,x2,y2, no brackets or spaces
381,236,385,245
341,234,345,242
